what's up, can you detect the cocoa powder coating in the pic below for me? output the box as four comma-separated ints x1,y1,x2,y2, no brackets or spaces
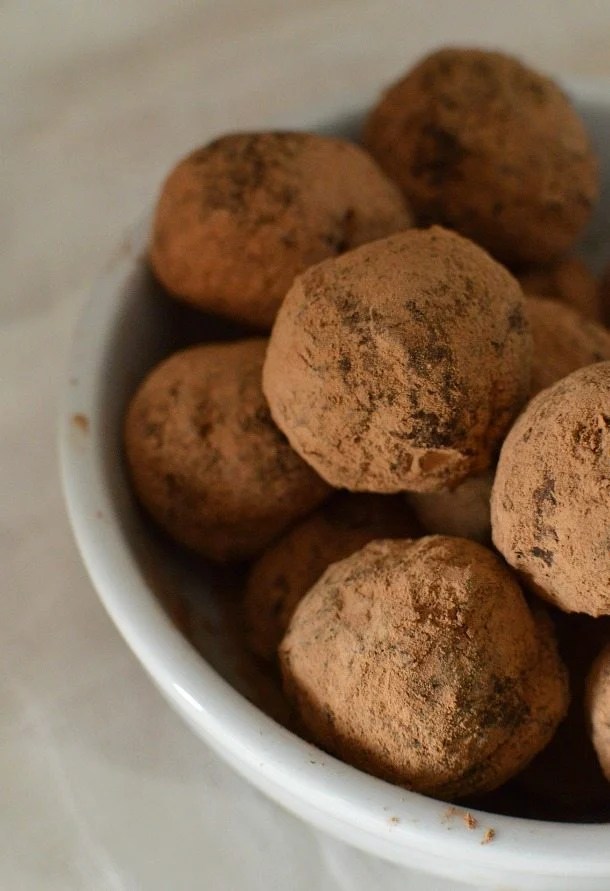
491,362,610,615
124,339,330,562
150,132,411,329
244,493,419,661
280,537,568,798
364,48,598,266
526,296,610,396
263,226,531,493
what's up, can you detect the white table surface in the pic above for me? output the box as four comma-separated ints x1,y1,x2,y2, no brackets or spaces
4,3,610,888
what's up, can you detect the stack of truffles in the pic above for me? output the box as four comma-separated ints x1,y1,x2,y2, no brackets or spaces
125,47,610,814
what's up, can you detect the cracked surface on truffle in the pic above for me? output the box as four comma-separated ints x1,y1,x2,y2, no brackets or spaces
150,132,412,329
124,339,330,562
264,226,531,493
244,493,418,661
491,362,610,615
364,47,598,266
280,536,568,798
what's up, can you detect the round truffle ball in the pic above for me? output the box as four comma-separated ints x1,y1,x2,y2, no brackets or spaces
124,339,330,562
264,226,531,493
491,362,610,615
280,536,568,798
150,132,412,329
364,48,598,266
586,643,610,782
244,493,418,661
517,256,601,321
406,472,493,544
526,296,610,397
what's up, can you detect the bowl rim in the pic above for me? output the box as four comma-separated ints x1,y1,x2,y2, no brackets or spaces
59,78,610,881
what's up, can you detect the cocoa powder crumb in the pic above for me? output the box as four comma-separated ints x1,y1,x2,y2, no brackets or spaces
464,812,478,830
481,828,496,845
443,806,459,822
72,413,89,433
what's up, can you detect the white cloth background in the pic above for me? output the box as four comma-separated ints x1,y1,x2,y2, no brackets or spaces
3,3,610,888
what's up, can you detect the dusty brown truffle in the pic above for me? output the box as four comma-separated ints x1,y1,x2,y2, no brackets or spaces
406,472,493,544
244,493,418,661
518,257,601,321
280,537,568,798
491,362,610,615
150,132,411,329
526,296,610,396
364,48,598,266
586,643,610,782
264,226,531,493
124,339,330,562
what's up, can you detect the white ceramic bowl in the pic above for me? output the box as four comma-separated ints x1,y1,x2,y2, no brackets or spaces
60,79,610,890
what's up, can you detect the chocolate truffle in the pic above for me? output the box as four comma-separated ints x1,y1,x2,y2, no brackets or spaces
406,472,493,544
280,537,568,798
264,226,531,493
244,493,418,661
526,296,610,396
364,48,598,266
124,339,330,562
586,643,610,782
491,362,610,615
518,257,601,321
150,132,411,329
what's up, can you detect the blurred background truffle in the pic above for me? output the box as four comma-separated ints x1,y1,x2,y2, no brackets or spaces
517,256,601,321
150,132,411,329
124,339,330,562
526,296,610,396
364,47,598,266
